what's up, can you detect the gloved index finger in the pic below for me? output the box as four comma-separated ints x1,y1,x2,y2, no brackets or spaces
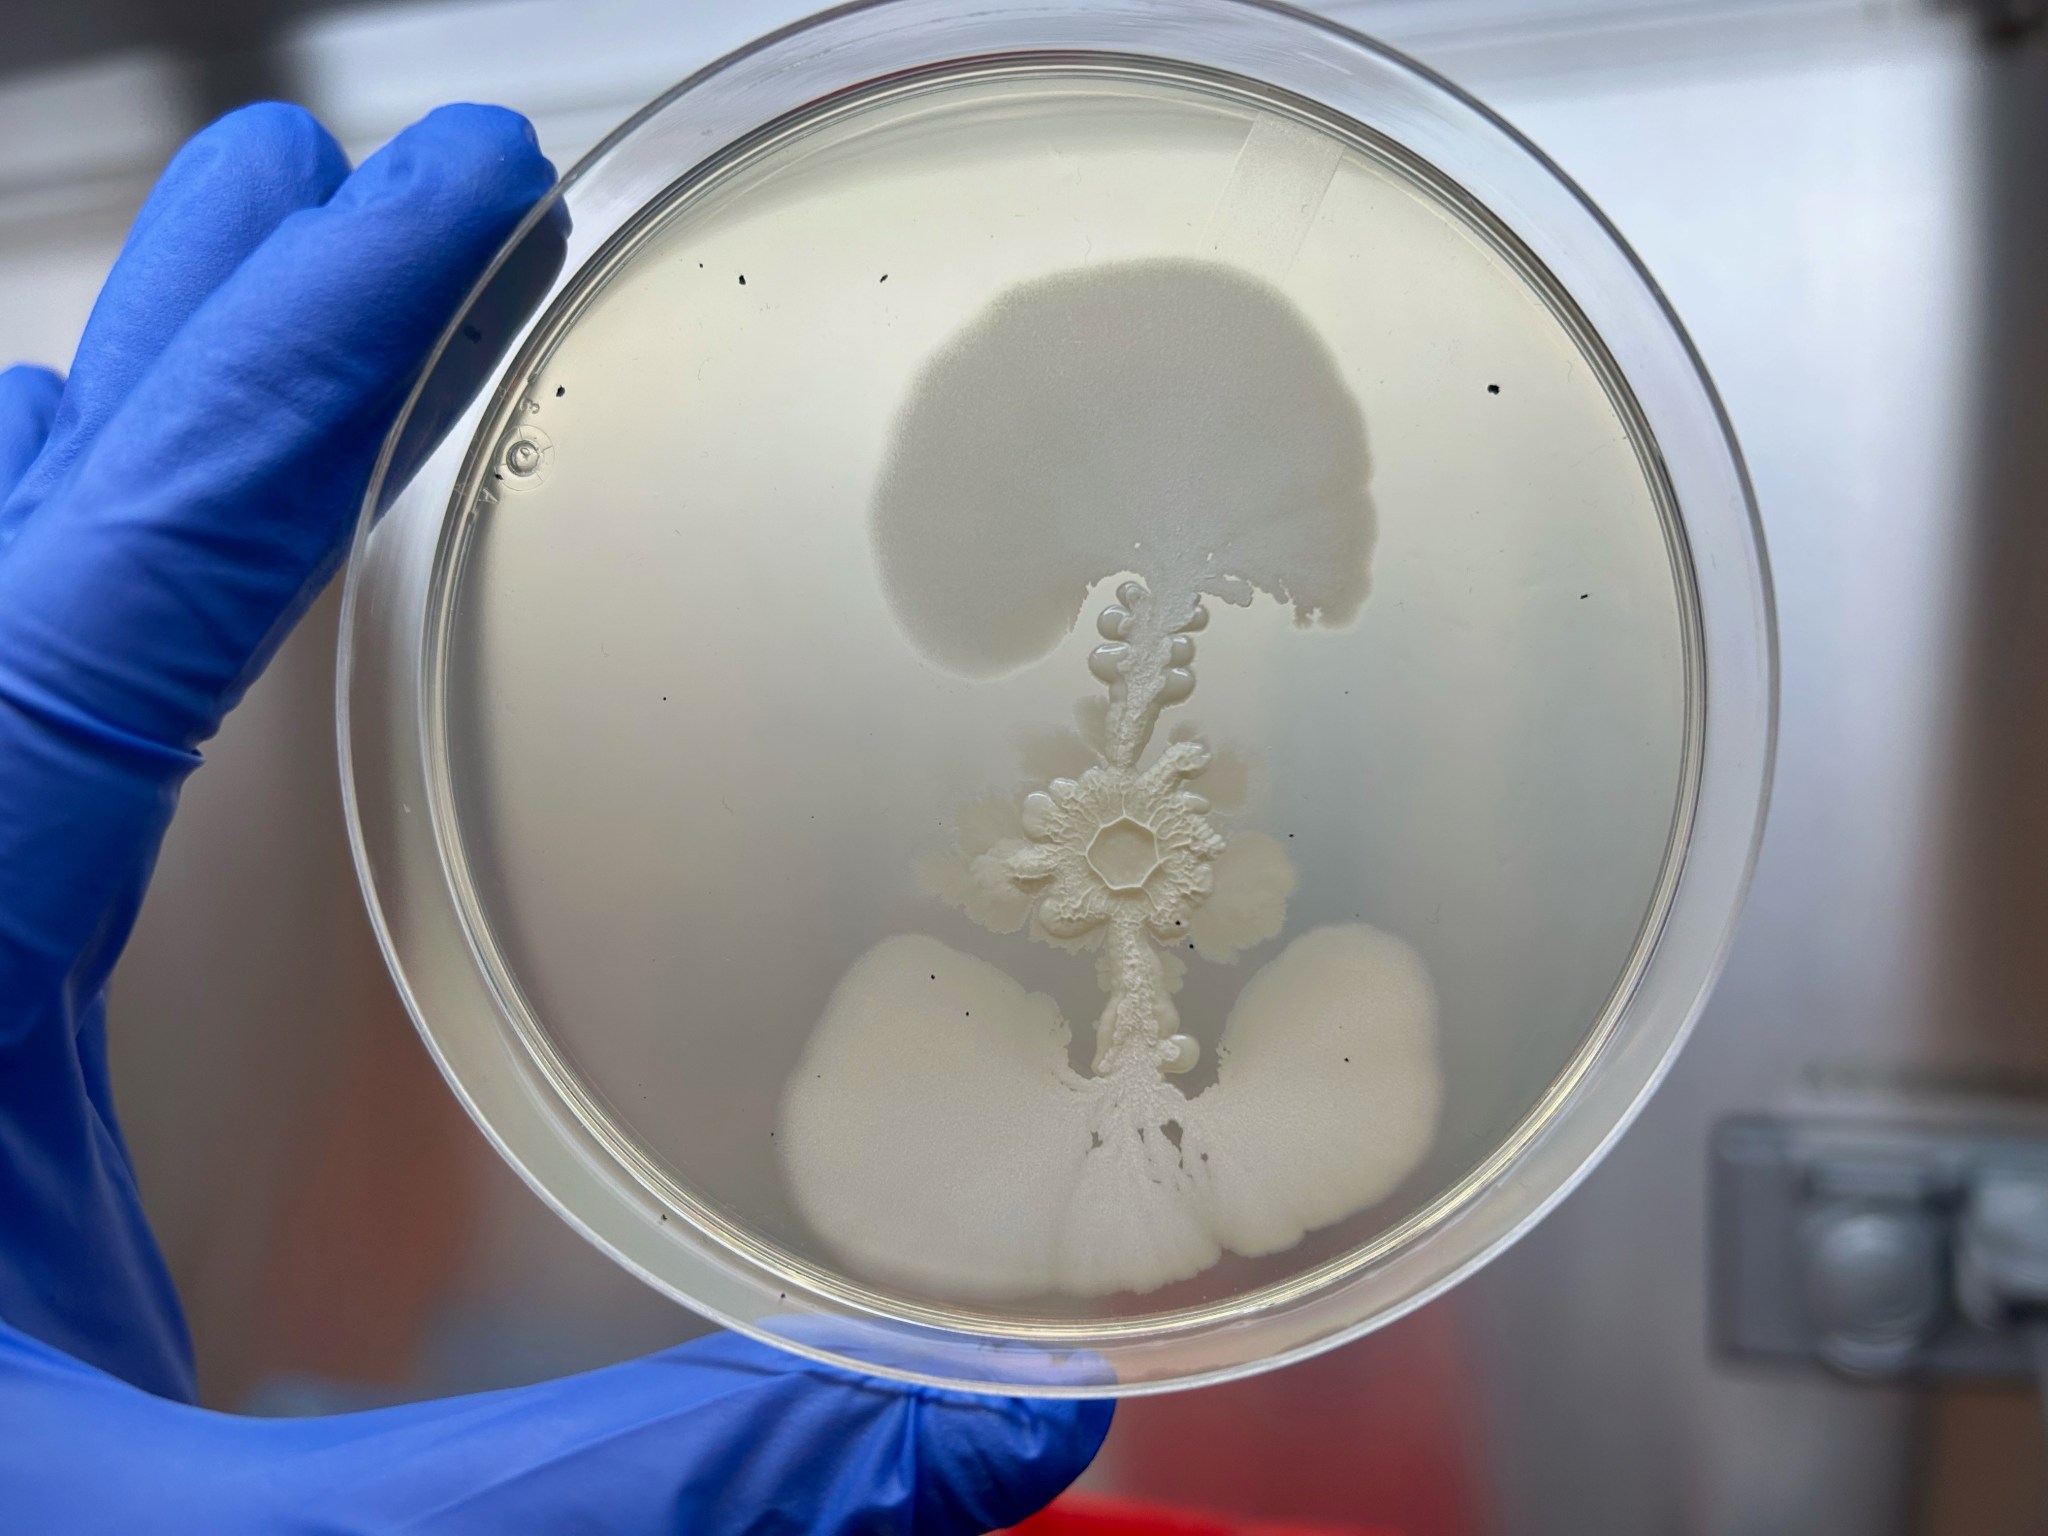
0,103,555,763
0,103,348,542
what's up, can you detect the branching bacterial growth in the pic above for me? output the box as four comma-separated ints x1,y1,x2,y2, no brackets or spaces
777,259,1442,1299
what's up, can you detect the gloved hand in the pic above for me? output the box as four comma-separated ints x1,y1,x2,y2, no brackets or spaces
0,100,1109,1532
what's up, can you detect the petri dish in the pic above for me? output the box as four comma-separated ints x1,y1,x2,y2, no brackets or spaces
339,0,1772,1394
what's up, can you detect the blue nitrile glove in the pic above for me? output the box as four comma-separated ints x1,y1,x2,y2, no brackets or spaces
0,101,1108,1532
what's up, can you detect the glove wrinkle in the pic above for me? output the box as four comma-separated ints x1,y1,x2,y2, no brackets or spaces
0,103,349,543
0,365,61,509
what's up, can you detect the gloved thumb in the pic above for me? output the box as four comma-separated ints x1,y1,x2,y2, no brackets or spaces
0,1321,1110,1534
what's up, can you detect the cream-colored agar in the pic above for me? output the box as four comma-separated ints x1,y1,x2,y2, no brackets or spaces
435,61,1691,1326
779,259,1442,1299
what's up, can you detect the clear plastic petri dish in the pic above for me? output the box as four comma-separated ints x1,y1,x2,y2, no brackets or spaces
339,0,1772,1395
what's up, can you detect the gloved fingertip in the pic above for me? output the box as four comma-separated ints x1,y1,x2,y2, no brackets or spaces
142,101,350,238
204,100,350,185
0,364,63,416
337,103,556,230
13,99,350,524
916,1391,1117,1532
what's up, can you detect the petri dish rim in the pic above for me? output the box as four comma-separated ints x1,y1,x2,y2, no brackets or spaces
339,0,1775,1395
427,58,1701,1336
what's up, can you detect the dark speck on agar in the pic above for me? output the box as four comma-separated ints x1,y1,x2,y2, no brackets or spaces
880,273,889,283
738,273,747,285
1487,383,1501,394
555,385,566,397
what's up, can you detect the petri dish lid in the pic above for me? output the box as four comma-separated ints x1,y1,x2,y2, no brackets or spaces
340,0,1773,1395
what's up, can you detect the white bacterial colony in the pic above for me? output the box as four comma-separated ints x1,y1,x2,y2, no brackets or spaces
778,259,1443,1299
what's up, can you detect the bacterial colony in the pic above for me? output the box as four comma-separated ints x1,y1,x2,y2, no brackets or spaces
778,257,1444,1300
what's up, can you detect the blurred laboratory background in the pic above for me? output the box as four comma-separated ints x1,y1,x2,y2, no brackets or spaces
3,0,2045,1532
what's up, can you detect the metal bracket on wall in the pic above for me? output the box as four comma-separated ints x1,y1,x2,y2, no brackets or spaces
1713,1113,2048,1381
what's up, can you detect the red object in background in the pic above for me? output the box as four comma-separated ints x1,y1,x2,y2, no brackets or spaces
258,981,482,1392
1087,1301,1491,1536
1012,1491,1398,1536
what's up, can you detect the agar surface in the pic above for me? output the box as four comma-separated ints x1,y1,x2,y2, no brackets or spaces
779,260,1442,1299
